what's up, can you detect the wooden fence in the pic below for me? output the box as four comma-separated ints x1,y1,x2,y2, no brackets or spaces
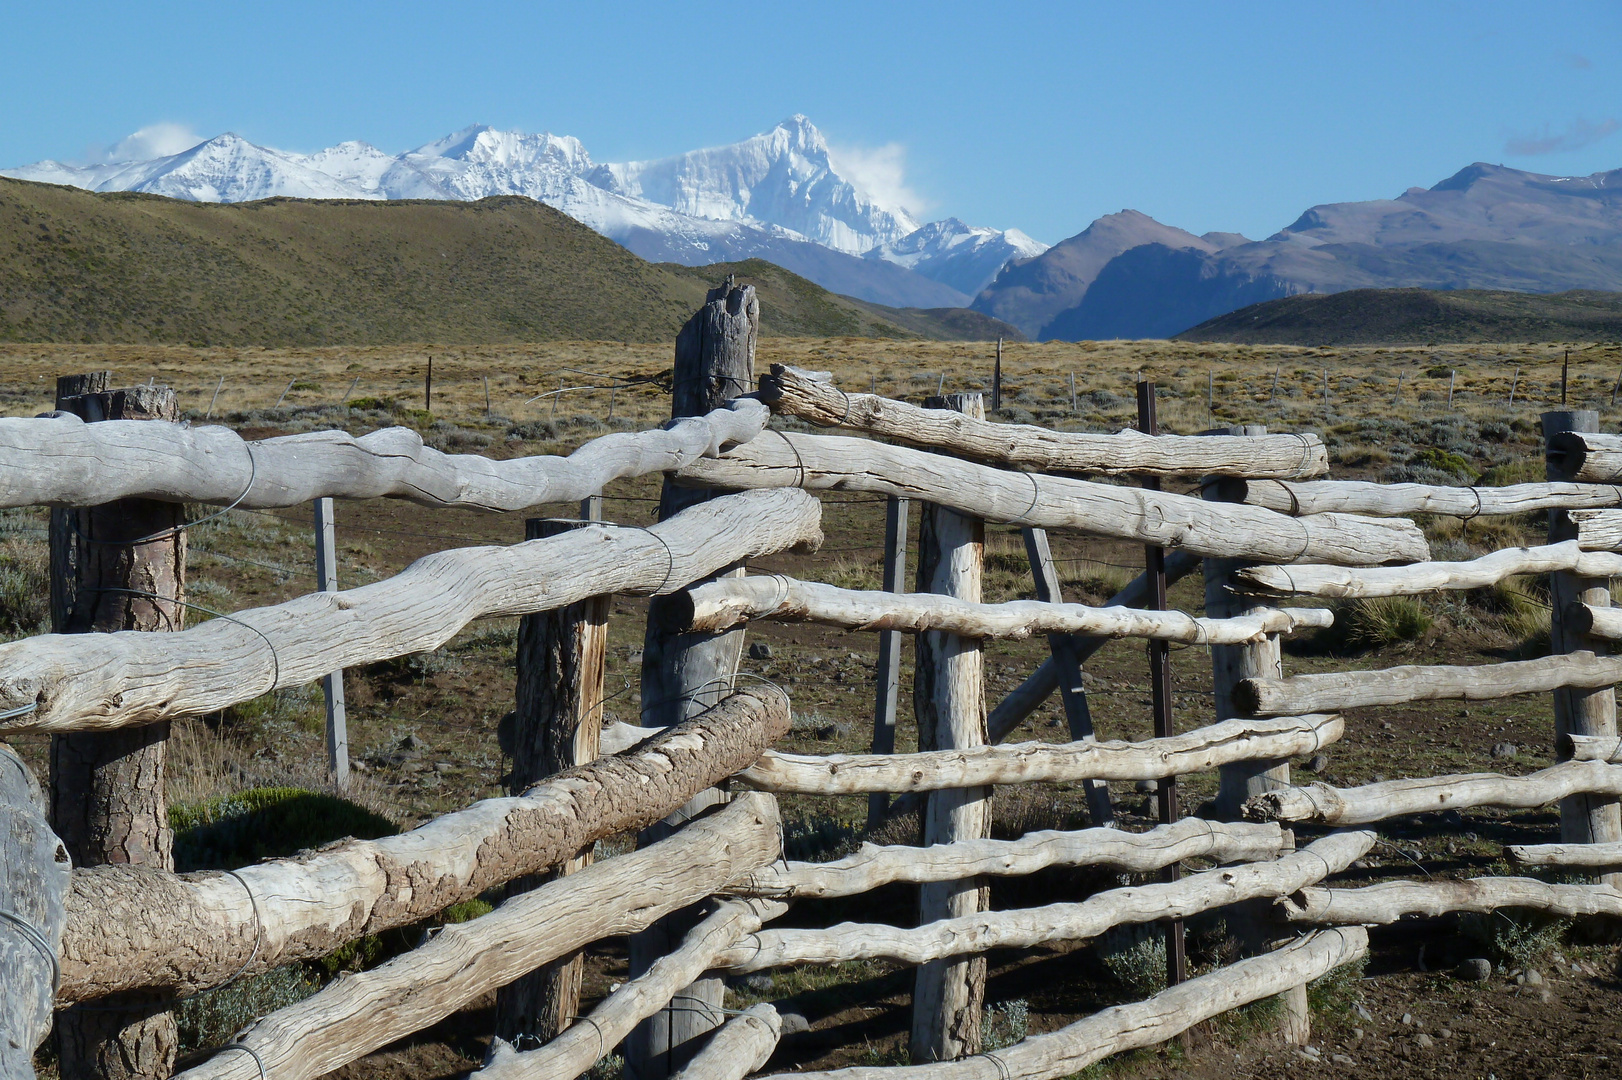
5,299,1622,1080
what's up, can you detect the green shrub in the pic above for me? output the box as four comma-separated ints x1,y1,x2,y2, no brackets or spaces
982,999,1030,1050
176,964,318,1053
1098,923,1166,996
1478,456,1543,486
1412,447,1471,480
0,538,47,638
1458,909,1571,967
1307,954,1367,1016
1345,596,1432,648
289,380,321,392
345,395,396,411
170,786,398,872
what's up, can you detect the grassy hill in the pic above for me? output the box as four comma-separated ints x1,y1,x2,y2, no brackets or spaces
0,178,1014,345
1177,287,1622,345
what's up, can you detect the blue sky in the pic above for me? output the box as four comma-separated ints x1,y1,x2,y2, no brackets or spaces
3,1,1620,244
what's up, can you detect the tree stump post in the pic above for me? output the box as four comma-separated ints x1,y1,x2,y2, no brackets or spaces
49,374,185,1080
628,278,758,1080
910,392,989,1064
867,495,909,830
1545,410,1622,884
1201,423,1308,1043
495,497,611,1048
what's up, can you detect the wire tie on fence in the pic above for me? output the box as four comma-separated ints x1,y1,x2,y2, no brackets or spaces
568,1013,608,1059
218,869,265,991
834,385,855,427
621,524,678,596
0,908,59,991
1289,432,1316,479
772,429,809,490
0,701,39,725
979,1050,1013,1080
220,1043,270,1080
1018,470,1042,525
1375,837,1432,879
68,443,258,547
79,587,282,696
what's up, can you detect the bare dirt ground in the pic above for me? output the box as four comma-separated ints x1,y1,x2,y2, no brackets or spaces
11,337,1622,1078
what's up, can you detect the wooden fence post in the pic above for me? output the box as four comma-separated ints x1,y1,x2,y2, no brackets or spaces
1021,526,1113,825
910,392,989,1063
628,277,758,1080
867,495,910,830
496,496,611,1047
313,497,349,791
0,743,69,1080
1545,410,1622,881
49,374,184,1080
1200,422,1309,1043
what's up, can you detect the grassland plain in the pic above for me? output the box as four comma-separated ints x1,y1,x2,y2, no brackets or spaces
10,337,1622,1079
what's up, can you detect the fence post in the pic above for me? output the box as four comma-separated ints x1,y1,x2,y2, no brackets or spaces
1199,422,1310,1043
313,497,349,791
49,373,184,1080
866,495,910,830
1545,409,1621,881
496,496,610,1047
628,277,758,1080
910,391,989,1063
1021,526,1112,825
0,743,69,1079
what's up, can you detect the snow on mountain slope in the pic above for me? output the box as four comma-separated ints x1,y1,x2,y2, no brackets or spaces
866,218,1048,296
589,115,921,254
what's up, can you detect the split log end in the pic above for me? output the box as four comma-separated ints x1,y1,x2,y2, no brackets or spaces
1231,678,1267,717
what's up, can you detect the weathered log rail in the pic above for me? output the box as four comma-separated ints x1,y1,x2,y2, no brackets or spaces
0,487,820,735
760,365,1330,478
0,400,768,511
1235,540,1622,598
670,572,1332,643
1205,476,1622,517
1278,877,1622,924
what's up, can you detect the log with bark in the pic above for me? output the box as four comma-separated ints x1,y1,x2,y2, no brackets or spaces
1243,759,1622,825
676,432,1427,565
667,573,1332,643
0,487,820,735
1235,540,1622,599
0,744,69,1080
724,819,1286,900
170,794,782,1080
711,831,1373,971
734,714,1341,795
751,928,1367,1080
1204,476,1622,518
57,687,790,1002
0,400,768,511
1234,652,1622,717
759,365,1329,478
472,900,785,1080
1277,877,1622,923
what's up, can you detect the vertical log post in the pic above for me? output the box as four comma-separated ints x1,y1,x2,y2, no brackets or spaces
867,495,910,830
49,374,184,1080
0,744,69,1080
628,278,758,1080
313,497,349,791
1136,382,1186,995
910,392,990,1064
1021,527,1113,826
1545,410,1622,883
496,496,610,1047
1202,423,1309,1043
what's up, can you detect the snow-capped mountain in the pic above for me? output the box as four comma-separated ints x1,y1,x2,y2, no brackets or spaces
3,117,1042,308
866,218,1048,296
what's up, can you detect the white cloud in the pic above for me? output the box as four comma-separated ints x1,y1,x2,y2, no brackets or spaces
83,123,203,164
826,140,930,216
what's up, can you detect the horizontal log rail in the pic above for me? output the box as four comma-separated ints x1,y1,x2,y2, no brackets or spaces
172,794,782,1080
1243,759,1622,825
670,573,1332,642
677,431,1427,565
754,928,1367,1080
726,819,1286,900
1569,509,1622,551
0,487,820,735
1507,840,1622,866
669,1003,781,1080
1566,733,1622,761
473,899,784,1080
761,364,1329,478
1235,540,1622,599
0,400,768,510
734,715,1342,795
59,688,790,1002
1547,429,1622,484
1235,651,1622,716
712,831,1373,971
1278,877,1622,924
1205,476,1622,518
1565,602,1622,641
